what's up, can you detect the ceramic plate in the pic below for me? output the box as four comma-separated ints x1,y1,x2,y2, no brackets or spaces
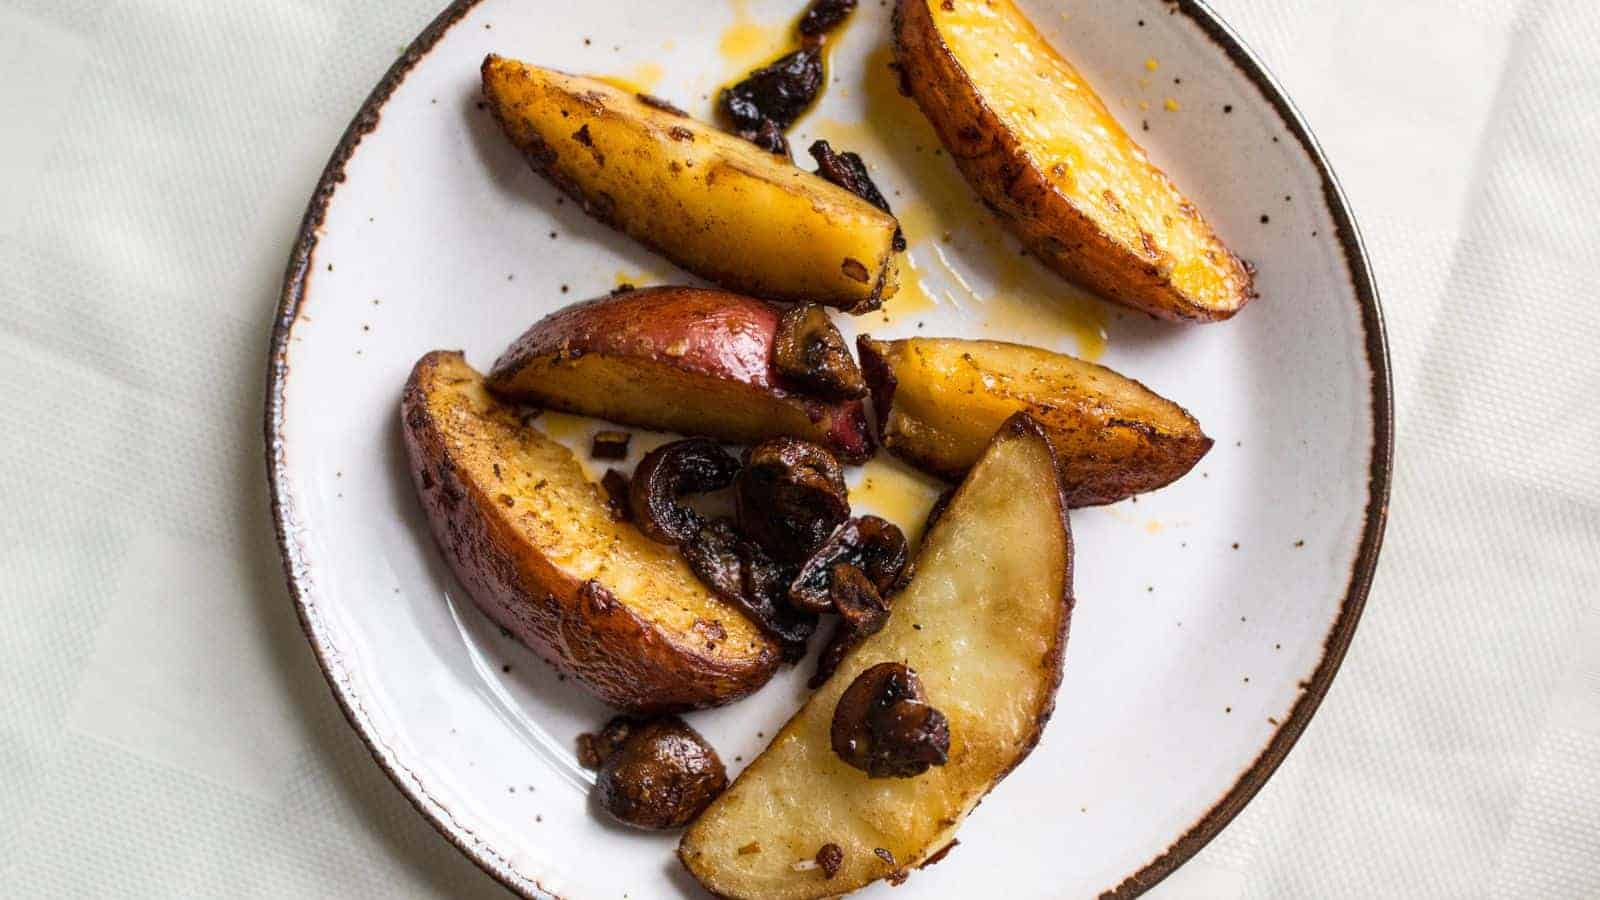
266,0,1390,896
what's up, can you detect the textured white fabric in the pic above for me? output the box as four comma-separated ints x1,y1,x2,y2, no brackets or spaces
1,1,1595,897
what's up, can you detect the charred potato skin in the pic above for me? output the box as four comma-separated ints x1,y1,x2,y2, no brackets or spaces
402,351,779,713
488,288,874,463
481,55,899,311
679,415,1074,897
892,0,1253,322
859,336,1212,506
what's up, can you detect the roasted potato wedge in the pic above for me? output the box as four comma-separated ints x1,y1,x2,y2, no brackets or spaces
488,287,873,463
481,55,900,311
680,414,1073,898
893,0,1254,321
859,336,1210,505
402,351,780,712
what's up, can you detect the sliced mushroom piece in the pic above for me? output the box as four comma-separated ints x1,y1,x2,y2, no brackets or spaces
808,564,891,688
590,716,729,829
735,437,852,561
788,516,910,614
773,305,868,400
720,47,824,140
831,662,950,779
629,438,741,545
683,518,817,660
798,0,859,36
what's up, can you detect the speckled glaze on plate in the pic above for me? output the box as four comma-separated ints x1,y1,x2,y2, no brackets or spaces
265,1,1391,897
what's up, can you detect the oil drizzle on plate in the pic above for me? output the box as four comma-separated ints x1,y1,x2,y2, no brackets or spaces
719,0,791,71
812,46,1109,360
596,62,665,95
848,457,945,545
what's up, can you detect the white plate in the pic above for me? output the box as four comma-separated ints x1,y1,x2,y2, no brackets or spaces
266,1,1391,896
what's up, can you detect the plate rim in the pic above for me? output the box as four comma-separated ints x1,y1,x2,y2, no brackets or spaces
262,1,1394,896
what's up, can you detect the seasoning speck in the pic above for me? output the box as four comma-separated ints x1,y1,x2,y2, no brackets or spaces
1145,57,1159,71
1164,98,1180,112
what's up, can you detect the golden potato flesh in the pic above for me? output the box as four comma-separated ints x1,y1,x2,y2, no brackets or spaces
859,336,1211,506
401,352,778,712
893,0,1254,321
679,414,1073,898
481,55,900,311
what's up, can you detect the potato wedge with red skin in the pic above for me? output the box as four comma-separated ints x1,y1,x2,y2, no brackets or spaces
488,288,873,463
859,336,1211,506
481,55,899,311
893,0,1254,321
402,351,780,713
679,414,1072,897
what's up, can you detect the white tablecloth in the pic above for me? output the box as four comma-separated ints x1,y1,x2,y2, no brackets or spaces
2,1,1596,896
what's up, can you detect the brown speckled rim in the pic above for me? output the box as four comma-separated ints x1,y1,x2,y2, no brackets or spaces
263,1,1393,897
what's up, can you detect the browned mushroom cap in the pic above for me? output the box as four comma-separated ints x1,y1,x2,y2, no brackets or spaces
809,564,891,688
682,518,817,659
628,438,741,545
773,304,868,400
592,716,728,829
830,662,950,779
736,438,851,561
789,516,910,614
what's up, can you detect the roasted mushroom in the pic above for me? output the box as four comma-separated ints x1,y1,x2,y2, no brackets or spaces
629,438,741,545
587,716,728,829
798,0,858,36
809,140,906,252
830,662,950,779
682,518,817,660
736,437,851,560
719,48,824,144
788,516,910,614
809,564,892,688
773,305,868,400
